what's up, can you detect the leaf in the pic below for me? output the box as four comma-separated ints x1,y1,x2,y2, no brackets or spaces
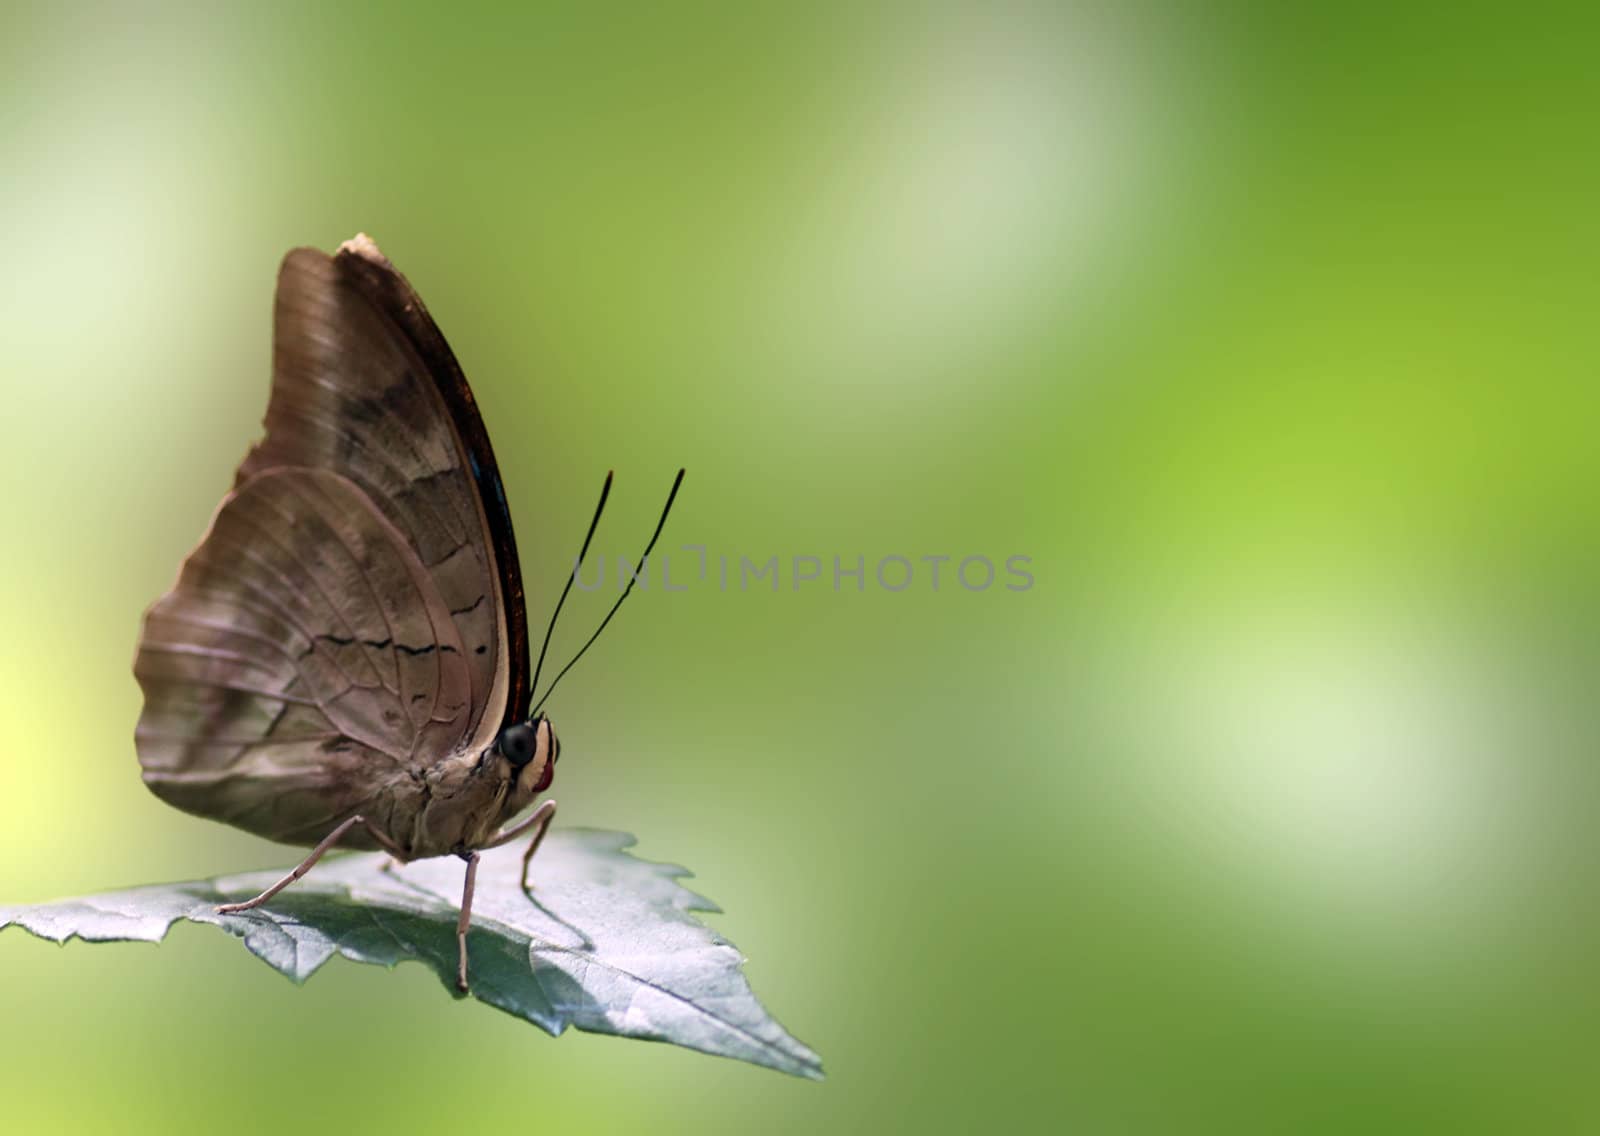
0,828,822,1080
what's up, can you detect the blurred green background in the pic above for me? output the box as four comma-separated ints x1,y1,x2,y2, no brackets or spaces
2,2,1596,1132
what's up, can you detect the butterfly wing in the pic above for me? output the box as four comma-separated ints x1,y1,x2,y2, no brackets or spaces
135,468,473,847
240,235,528,742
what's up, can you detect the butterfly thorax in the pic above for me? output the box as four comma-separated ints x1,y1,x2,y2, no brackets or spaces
376,716,557,860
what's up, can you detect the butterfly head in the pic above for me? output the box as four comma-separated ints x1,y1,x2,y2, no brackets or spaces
498,712,560,801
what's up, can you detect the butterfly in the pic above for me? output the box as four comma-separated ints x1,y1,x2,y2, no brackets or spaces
133,234,682,991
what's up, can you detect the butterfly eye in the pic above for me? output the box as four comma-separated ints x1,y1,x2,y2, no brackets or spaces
500,724,536,767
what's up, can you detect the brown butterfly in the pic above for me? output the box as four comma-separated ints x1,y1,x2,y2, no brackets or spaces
133,234,682,991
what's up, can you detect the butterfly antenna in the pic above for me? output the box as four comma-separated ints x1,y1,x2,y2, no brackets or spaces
531,468,685,716
530,469,614,700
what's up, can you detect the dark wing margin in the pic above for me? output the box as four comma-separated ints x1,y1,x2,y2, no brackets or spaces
331,236,529,728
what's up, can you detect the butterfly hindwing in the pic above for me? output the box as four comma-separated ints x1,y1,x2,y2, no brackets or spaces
135,468,473,847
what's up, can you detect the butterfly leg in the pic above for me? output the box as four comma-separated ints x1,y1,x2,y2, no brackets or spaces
215,814,402,914
455,850,480,993
482,800,557,891
518,801,556,891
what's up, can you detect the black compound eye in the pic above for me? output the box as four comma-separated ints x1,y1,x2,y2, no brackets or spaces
501,724,536,767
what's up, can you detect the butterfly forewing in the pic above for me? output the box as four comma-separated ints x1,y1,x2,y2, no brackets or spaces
240,237,526,743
